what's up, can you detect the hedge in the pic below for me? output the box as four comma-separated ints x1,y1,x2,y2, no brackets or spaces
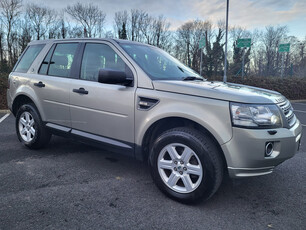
0,74,306,110
0,73,8,110
208,76,306,100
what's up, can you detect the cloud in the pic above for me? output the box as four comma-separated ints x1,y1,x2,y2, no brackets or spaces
24,0,306,37
193,0,306,29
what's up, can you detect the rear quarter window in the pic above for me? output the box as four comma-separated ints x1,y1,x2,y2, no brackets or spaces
14,44,45,73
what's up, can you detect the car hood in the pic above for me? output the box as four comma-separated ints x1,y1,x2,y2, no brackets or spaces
152,80,285,104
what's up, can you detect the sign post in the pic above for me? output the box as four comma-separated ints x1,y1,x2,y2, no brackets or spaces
223,0,229,83
237,38,251,78
278,43,290,78
242,48,245,78
199,37,206,76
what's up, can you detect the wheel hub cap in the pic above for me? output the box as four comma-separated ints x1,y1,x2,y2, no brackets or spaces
18,111,36,143
157,143,203,194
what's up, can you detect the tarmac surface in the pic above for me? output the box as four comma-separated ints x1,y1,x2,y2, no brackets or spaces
0,102,305,230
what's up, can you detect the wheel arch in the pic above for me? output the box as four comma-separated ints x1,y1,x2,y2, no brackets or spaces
138,116,228,171
12,94,41,117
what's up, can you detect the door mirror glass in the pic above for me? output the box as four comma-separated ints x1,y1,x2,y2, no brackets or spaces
98,69,132,86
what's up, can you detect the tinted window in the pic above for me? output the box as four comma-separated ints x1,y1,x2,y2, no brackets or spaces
81,43,126,81
39,45,55,75
48,43,78,78
14,44,45,73
120,43,203,81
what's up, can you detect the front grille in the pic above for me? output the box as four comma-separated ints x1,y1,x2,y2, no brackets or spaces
278,99,296,127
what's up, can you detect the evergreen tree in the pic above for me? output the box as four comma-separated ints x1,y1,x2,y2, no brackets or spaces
230,41,251,77
119,22,127,39
202,28,225,78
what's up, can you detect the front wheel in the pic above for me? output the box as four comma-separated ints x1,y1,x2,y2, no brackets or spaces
149,127,224,203
16,104,51,149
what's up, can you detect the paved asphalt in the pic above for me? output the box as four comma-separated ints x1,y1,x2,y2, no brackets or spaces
0,103,305,230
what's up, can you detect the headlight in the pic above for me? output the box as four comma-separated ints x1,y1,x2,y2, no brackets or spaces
230,102,282,128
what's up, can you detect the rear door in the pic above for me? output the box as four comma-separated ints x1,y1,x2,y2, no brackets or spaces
30,42,79,127
69,41,136,150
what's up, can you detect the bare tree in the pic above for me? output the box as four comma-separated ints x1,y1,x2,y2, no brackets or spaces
0,2,304,79
0,21,5,63
230,26,251,44
114,10,128,38
56,11,69,39
262,25,288,76
104,30,114,39
0,0,22,66
139,14,169,47
66,2,106,38
18,19,31,53
139,13,154,44
67,25,83,38
295,37,306,77
130,9,145,42
177,21,193,67
10,29,18,62
60,18,67,39
26,3,56,40
150,15,171,51
176,19,213,72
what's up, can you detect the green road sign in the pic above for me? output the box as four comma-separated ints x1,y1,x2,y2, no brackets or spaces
237,38,251,48
199,38,206,49
279,43,290,52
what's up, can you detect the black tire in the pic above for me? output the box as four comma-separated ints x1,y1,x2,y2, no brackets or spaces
16,103,51,149
149,127,224,203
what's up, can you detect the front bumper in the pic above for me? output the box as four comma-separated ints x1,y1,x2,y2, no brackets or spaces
222,119,302,178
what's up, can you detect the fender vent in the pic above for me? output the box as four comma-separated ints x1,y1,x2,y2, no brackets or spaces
138,97,159,110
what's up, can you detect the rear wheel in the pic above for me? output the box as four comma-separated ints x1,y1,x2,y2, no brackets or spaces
149,127,223,203
16,104,51,149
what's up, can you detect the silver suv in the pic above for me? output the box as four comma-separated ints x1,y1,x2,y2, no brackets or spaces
7,39,302,203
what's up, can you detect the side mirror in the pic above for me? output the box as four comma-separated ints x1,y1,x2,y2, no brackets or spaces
98,69,133,86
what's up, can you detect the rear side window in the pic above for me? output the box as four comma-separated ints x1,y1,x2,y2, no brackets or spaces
39,43,78,78
39,45,55,75
14,44,45,73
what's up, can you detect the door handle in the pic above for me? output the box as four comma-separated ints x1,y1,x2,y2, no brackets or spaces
73,88,88,95
34,81,45,87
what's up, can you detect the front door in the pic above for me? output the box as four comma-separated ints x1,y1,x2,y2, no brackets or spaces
69,42,136,149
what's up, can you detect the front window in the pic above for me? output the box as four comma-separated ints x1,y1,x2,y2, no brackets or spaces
80,43,126,82
119,43,203,81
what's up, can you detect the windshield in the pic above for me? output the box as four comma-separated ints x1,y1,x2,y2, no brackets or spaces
119,43,204,81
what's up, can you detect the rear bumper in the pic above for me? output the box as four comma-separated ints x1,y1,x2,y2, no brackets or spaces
222,120,302,178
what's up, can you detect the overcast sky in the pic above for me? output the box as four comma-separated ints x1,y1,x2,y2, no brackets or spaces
25,0,306,39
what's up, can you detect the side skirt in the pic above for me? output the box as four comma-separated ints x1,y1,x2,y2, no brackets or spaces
45,122,135,157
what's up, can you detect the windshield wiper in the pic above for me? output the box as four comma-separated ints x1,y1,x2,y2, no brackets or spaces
177,66,185,73
182,76,204,81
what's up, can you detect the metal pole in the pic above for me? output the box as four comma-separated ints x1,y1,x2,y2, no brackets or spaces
281,53,284,78
200,48,203,76
223,0,229,83
242,48,245,78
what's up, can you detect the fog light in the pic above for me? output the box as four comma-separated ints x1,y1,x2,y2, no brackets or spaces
265,142,274,157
